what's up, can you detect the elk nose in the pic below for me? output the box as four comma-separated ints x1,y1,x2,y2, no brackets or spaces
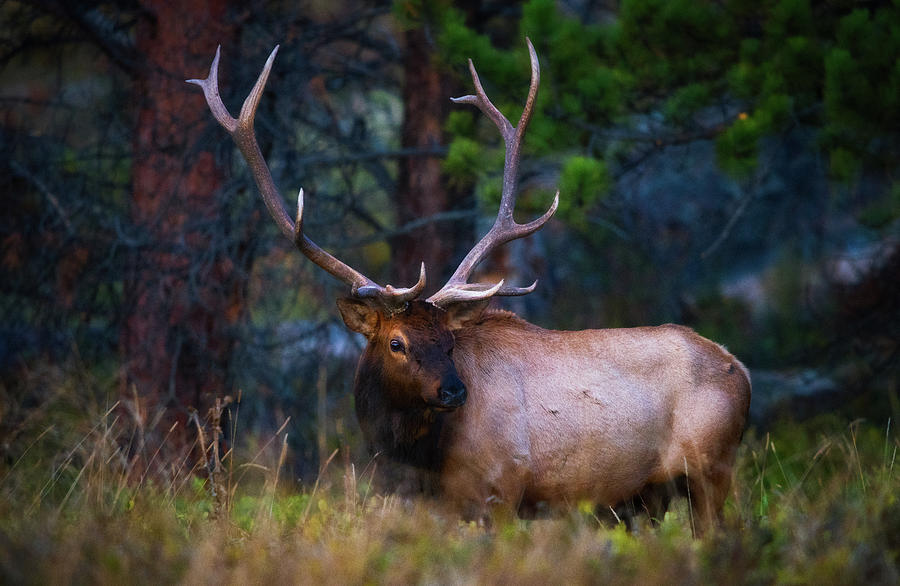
439,376,467,408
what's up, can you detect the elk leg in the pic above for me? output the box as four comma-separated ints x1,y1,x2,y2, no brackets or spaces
636,479,682,525
616,477,685,530
686,465,731,536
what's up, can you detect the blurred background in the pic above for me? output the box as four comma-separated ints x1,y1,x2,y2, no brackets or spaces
1,0,898,480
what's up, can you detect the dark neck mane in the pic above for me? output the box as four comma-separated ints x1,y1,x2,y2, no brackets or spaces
354,365,449,472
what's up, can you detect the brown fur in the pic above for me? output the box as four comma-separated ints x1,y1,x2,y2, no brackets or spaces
339,299,751,533
196,38,750,532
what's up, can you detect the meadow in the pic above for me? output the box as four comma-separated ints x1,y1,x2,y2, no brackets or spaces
1,364,897,585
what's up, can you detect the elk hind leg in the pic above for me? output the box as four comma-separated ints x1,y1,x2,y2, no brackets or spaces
686,463,732,536
602,479,683,531
637,477,687,526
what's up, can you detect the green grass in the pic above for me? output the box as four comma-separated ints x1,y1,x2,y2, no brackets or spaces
1,367,898,584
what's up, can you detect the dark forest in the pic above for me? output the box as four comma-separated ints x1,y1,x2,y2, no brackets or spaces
1,1,898,582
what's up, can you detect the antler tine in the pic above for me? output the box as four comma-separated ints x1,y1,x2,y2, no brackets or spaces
186,46,238,133
189,46,426,305
428,38,558,308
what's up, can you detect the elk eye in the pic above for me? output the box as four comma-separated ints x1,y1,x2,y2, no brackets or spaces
389,339,404,353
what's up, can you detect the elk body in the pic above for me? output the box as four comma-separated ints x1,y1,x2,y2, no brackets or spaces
190,40,751,531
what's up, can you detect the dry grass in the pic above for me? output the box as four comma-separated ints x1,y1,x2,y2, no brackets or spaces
1,364,898,585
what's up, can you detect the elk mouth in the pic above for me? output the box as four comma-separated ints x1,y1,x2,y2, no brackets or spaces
426,395,466,412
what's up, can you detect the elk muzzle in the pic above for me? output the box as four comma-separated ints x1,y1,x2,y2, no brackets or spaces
428,373,467,410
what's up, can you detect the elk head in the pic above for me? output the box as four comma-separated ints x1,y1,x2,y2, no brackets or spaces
337,298,482,411
188,38,557,413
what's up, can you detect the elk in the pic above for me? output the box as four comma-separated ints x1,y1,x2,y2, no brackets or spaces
188,39,751,532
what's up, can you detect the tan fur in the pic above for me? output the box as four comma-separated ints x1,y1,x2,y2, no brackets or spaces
439,314,751,530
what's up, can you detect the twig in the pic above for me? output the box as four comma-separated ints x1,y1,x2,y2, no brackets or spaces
165,437,201,506
0,425,55,488
293,145,447,168
234,416,292,488
850,419,867,495
684,456,696,538
343,209,479,249
228,389,241,512
137,421,179,489
301,448,339,524
9,159,74,235
32,401,120,512
269,432,289,518
190,397,233,519
701,186,755,259
189,410,215,507
608,505,622,526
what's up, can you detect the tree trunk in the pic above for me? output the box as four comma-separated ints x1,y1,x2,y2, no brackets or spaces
123,0,244,461
393,27,471,290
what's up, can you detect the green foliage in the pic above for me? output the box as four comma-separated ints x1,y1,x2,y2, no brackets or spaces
433,0,900,220
557,156,609,226
436,7,516,90
521,0,626,124
664,83,713,124
617,0,736,89
442,135,486,189
828,145,859,182
715,94,791,177
433,0,625,228
820,5,900,179
859,182,900,229
716,115,763,177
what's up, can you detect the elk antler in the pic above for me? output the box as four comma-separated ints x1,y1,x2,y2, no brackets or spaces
427,38,559,308
188,46,425,307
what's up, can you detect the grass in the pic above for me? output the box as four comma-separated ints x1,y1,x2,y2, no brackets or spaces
0,365,898,584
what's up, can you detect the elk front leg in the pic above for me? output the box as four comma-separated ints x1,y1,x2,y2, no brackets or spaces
442,456,531,525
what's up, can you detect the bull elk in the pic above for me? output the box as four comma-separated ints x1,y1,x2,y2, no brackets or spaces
188,39,751,532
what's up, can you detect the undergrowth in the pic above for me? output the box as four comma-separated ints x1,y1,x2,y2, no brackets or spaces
0,364,898,584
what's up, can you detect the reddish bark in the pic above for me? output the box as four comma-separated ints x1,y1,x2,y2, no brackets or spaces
393,28,469,289
123,0,244,455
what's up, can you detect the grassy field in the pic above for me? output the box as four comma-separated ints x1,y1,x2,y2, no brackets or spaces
1,367,898,584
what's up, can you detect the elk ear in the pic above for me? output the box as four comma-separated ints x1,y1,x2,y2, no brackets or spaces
443,300,490,331
336,298,380,338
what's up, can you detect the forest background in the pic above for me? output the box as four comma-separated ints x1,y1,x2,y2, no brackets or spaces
1,0,898,582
